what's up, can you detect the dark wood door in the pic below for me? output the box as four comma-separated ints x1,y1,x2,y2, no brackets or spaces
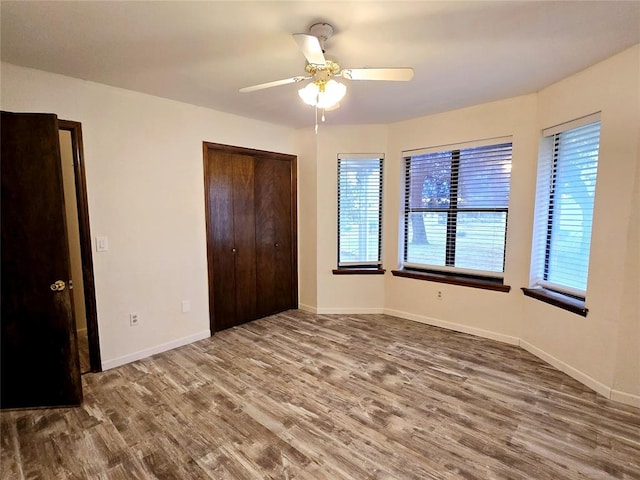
204,143,298,334
1,111,82,409
255,157,294,317
205,150,256,331
230,155,257,325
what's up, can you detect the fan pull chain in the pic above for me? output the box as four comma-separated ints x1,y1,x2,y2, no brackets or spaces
322,109,326,122
314,105,318,134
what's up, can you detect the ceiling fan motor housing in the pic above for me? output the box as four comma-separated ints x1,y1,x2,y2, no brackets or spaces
309,22,334,51
305,60,340,83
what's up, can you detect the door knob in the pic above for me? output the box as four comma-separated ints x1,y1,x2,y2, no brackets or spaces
50,280,66,291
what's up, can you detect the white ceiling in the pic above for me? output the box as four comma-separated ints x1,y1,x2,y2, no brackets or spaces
1,1,639,128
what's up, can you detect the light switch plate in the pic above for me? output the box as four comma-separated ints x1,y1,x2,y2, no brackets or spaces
96,236,109,252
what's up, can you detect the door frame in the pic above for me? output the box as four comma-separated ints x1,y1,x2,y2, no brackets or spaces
59,120,101,372
203,142,298,334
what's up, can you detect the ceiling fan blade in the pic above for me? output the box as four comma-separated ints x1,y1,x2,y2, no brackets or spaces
341,68,414,81
239,76,308,93
292,33,326,66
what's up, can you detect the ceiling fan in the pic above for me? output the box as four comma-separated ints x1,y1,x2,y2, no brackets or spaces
239,22,414,128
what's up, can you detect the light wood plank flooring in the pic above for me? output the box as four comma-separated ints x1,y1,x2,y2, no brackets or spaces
2,310,639,479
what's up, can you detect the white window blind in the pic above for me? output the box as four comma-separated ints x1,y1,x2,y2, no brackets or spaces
531,117,601,297
337,156,383,267
402,141,512,277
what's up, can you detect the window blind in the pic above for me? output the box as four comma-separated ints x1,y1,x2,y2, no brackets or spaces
403,142,512,276
531,118,601,296
337,156,383,267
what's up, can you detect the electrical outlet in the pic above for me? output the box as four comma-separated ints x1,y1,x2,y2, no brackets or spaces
129,312,139,326
437,291,443,300
181,300,191,313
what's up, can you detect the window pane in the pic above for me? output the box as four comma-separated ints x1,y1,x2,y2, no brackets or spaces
408,152,451,209
403,141,512,276
338,157,383,266
405,212,447,266
545,122,600,291
458,144,512,208
455,212,507,272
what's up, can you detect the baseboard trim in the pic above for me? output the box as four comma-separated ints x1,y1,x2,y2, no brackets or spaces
316,307,385,315
101,330,211,371
384,308,520,346
518,340,611,399
610,389,640,408
298,304,318,314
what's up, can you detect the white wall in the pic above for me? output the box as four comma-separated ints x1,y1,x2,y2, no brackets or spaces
614,156,639,404
522,45,640,402
297,95,540,341
296,128,318,312
1,62,296,369
313,125,388,313
384,95,539,342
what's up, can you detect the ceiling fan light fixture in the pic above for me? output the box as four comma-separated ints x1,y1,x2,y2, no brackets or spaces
298,82,319,106
298,79,346,109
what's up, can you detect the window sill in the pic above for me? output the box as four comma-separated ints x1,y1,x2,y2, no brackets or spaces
521,287,588,317
391,269,510,292
332,268,386,275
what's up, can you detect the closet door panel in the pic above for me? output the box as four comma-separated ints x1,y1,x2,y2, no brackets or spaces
255,157,293,316
207,152,237,331
272,157,294,313
232,155,257,324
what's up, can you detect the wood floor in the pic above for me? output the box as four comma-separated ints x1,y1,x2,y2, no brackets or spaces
2,310,639,479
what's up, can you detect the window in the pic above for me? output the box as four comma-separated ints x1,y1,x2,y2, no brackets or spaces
401,139,512,279
337,155,383,270
529,114,601,301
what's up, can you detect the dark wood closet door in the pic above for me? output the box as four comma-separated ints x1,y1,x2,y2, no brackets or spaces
207,152,237,331
204,142,297,334
255,157,294,317
231,155,257,325
205,151,256,331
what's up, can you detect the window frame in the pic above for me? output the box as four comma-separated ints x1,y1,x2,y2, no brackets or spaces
396,138,513,286
335,154,385,274
523,112,601,315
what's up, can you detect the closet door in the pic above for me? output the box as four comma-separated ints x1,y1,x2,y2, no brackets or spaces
255,156,294,317
206,151,256,331
204,142,297,334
